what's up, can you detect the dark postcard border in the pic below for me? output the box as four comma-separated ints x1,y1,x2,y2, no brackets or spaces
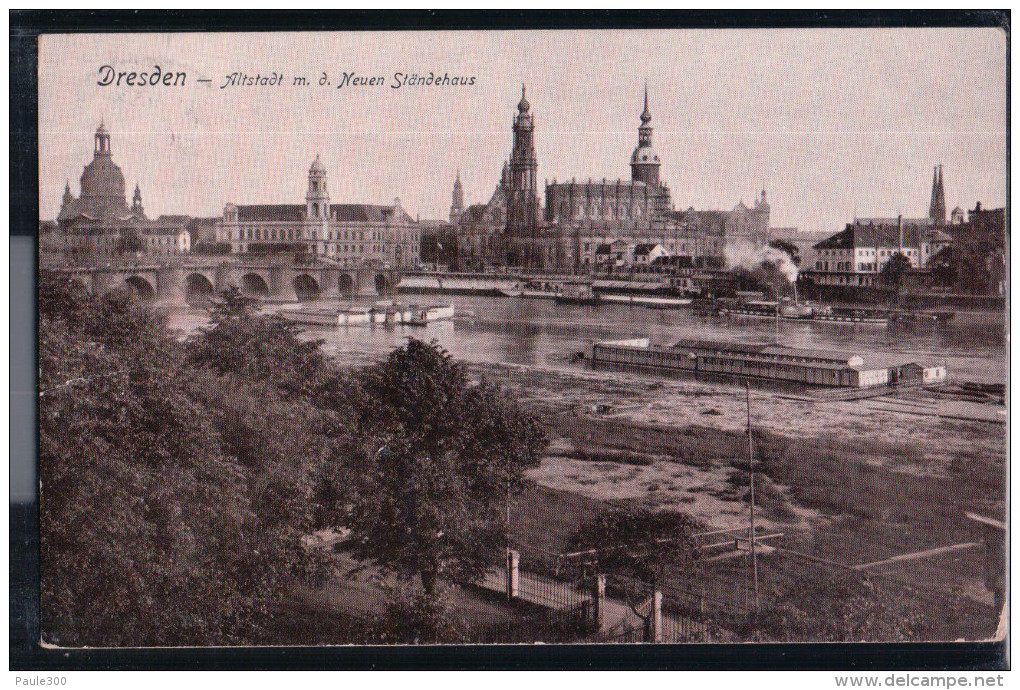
10,9,1009,671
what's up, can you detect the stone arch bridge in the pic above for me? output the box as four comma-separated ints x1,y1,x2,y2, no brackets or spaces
60,261,401,304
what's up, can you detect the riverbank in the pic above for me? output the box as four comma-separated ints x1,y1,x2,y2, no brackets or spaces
461,358,1004,620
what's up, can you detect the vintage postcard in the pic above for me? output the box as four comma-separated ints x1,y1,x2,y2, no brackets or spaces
35,27,1006,649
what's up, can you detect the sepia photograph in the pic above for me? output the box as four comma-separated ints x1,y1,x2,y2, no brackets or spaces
30,23,1006,652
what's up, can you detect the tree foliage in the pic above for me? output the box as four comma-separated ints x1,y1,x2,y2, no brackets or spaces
752,570,938,642
40,274,548,645
116,227,144,255
570,508,700,588
344,339,546,595
186,286,332,401
880,252,912,289
38,272,327,646
569,507,700,628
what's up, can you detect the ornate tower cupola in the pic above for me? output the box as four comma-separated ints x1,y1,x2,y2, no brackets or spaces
449,170,465,224
306,153,329,220
630,84,661,186
95,120,111,156
131,182,144,216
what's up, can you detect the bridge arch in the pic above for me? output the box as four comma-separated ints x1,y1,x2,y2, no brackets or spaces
374,273,391,295
122,275,156,300
293,274,321,301
339,273,355,299
241,272,270,297
186,273,216,302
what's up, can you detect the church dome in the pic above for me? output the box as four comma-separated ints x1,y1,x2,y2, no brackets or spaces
79,124,129,218
630,145,660,165
309,153,326,174
80,154,128,209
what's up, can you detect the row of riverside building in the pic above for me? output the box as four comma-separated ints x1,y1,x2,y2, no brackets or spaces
48,125,422,269
46,87,775,274
801,166,1006,296
46,95,1003,297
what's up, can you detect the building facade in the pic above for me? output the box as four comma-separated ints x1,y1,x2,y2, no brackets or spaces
810,217,951,288
454,166,507,271
217,156,421,268
504,86,542,268
453,86,772,274
806,168,956,289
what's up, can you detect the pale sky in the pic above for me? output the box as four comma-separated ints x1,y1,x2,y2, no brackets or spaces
39,29,1006,234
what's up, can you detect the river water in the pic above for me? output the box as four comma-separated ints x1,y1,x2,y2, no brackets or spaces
166,294,1007,385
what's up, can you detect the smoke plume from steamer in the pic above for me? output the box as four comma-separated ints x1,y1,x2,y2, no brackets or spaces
724,242,799,284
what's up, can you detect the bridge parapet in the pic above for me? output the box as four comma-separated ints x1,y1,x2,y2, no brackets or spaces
54,260,402,303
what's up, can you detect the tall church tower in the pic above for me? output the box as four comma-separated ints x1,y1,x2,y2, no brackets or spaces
449,170,464,224
630,85,661,187
506,85,539,267
929,165,946,228
306,154,330,221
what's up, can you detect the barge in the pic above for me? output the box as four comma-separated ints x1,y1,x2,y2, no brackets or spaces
806,307,889,326
280,301,455,327
591,337,947,390
600,294,693,309
397,273,519,296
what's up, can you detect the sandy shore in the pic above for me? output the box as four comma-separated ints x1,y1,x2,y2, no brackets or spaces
468,360,1006,470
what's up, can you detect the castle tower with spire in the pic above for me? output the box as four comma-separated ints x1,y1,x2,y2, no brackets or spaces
929,164,946,228
630,84,661,186
449,170,464,224
506,85,540,267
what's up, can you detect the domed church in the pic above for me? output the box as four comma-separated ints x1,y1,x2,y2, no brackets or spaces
57,123,190,263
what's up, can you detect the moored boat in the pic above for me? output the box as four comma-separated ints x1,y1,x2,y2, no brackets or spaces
555,281,600,306
718,298,779,318
779,298,814,319
279,302,454,327
807,307,889,326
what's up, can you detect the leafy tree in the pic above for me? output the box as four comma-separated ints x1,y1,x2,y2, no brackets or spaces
925,246,957,289
343,339,546,596
569,507,701,636
880,252,912,293
186,286,332,400
38,273,326,645
370,590,470,644
570,508,700,589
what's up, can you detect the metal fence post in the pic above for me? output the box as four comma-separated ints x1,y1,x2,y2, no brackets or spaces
651,589,663,642
506,548,519,600
593,574,606,631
